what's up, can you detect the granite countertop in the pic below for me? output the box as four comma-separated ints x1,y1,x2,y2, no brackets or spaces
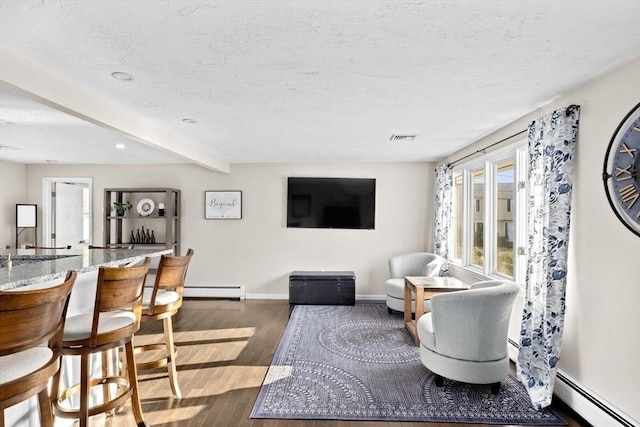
0,247,173,290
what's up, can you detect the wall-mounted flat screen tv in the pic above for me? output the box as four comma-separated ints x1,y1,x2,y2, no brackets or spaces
287,177,376,229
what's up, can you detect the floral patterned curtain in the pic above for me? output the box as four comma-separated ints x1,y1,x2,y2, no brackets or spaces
433,164,453,276
517,106,580,409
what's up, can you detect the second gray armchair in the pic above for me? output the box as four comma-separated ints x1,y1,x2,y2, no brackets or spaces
385,252,445,314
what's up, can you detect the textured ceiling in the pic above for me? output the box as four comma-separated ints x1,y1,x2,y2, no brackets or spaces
0,0,639,168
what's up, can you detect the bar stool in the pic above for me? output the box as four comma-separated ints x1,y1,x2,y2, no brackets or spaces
0,271,77,427
51,258,151,427
135,249,194,398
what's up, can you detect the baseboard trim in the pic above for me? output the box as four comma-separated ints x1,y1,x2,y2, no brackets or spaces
246,293,289,300
507,339,637,427
244,294,387,301
184,285,245,300
553,371,637,427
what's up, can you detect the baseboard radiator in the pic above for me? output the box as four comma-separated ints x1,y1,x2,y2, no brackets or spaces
508,339,637,427
183,285,245,300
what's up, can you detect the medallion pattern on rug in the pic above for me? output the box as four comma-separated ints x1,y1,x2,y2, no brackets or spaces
251,303,565,425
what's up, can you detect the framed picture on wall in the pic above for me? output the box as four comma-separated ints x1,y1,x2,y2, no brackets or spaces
205,191,242,219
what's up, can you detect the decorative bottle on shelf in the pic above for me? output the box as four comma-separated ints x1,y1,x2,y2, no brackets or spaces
135,228,141,244
141,226,145,244
146,229,151,243
151,230,156,244
129,230,135,244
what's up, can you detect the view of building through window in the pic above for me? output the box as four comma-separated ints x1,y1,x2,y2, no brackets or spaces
496,160,514,277
472,169,484,267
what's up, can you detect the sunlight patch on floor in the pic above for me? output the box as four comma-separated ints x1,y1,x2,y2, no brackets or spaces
263,365,293,385
180,339,248,364
186,365,269,396
174,327,256,341
133,328,253,366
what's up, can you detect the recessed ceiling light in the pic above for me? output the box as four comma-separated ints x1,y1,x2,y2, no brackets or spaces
111,71,133,81
0,145,18,150
115,143,126,149
46,160,60,163
182,118,197,124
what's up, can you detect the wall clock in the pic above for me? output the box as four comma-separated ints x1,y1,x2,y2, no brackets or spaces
603,102,640,237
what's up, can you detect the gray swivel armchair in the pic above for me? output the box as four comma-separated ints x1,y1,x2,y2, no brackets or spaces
385,252,445,314
416,280,519,394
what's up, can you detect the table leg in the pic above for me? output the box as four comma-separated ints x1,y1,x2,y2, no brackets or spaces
413,286,424,345
404,278,412,325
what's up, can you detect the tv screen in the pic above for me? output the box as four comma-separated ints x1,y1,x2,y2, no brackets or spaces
287,177,376,229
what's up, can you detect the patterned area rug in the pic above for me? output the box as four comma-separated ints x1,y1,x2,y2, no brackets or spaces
251,303,565,425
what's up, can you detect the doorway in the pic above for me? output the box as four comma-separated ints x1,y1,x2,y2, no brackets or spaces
42,178,92,249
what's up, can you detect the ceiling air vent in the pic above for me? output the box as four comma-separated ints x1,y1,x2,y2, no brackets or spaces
389,134,418,141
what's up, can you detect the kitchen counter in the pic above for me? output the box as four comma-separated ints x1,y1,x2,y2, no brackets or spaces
0,247,173,290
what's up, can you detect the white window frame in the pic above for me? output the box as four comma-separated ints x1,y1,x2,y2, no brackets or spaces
450,140,528,287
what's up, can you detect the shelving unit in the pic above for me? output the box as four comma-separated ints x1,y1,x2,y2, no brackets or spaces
104,188,181,256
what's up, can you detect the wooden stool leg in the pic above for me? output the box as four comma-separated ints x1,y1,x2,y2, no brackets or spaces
163,316,182,398
50,359,62,411
37,388,54,427
113,348,126,414
124,340,148,427
79,353,90,427
120,345,128,378
101,350,112,408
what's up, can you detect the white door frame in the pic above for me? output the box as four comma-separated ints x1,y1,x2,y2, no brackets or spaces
42,177,93,247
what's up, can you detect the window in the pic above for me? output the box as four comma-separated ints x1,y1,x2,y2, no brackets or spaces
496,160,514,277
454,174,464,260
472,169,485,268
450,143,527,285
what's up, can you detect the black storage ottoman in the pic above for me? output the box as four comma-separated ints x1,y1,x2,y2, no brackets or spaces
289,271,356,307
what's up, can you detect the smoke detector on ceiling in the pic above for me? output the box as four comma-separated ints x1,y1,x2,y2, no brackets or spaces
389,134,418,142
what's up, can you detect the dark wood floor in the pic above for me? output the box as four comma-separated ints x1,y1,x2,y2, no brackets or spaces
100,299,591,427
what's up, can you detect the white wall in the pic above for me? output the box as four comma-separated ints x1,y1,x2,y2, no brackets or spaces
24,162,434,297
0,160,30,248
443,58,640,422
